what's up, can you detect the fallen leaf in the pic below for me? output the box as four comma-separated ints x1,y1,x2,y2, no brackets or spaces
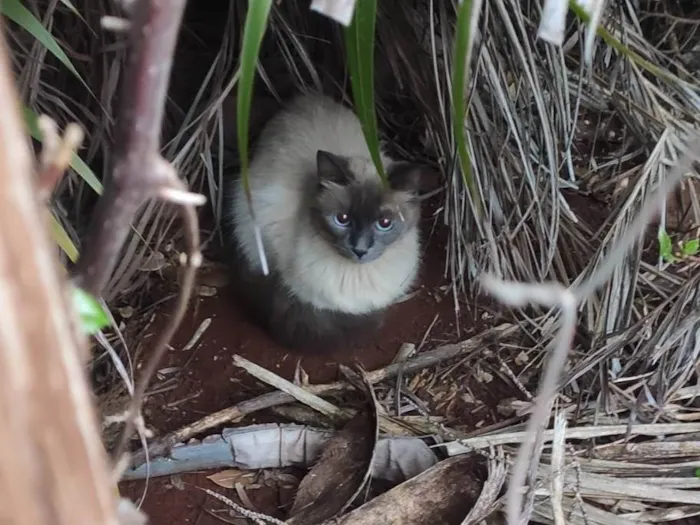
475,368,493,384
514,351,529,366
119,306,134,318
139,251,166,272
207,469,254,490
198,285,218,297
197,262,232,287
170,474,185,490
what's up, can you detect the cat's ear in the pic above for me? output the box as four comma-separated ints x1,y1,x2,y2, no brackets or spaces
317,150,352,186
387,162,425,195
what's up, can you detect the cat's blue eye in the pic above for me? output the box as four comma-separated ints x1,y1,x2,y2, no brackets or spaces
375,218,394,232
334,212,351,227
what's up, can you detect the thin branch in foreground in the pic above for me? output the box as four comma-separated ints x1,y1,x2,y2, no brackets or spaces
480,132,700,525
73,0,190,297
67,0,204,468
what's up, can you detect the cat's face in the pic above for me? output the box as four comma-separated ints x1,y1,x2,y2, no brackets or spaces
310,150,423,264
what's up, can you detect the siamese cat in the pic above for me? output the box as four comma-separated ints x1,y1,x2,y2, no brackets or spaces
226,93,424,352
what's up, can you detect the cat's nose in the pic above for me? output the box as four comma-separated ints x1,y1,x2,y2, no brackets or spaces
352,247,368,259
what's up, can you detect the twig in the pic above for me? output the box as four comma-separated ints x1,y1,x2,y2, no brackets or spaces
69,0,204,466
235,356,422,436
181,317,211,352
129,323,518,467
233,354,342,419
36,116,84,200
196,486,286,525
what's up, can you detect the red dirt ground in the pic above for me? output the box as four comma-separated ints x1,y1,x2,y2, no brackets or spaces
116,197,520,524
115,184,620,524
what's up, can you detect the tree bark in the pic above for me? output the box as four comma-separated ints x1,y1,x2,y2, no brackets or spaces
0,18,117,525
320,455,484,525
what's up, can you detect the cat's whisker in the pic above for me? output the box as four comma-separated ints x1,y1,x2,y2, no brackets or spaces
253,224,270,276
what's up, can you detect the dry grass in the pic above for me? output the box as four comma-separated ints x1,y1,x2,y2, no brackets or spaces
8,0,700,523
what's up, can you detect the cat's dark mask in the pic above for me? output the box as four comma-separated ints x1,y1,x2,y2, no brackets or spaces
310,150,423,263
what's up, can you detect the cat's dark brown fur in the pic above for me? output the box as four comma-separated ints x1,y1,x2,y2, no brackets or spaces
224,237,384,353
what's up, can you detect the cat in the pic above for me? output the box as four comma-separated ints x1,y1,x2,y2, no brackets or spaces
224,93,424,352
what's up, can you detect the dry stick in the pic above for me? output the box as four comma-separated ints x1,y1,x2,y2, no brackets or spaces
483,134,700,525
197,486,286,525
0,18,118,525
128,323,517,468
70,0,202,465
232,355,342,418
73,0,188,299
36,116,84,200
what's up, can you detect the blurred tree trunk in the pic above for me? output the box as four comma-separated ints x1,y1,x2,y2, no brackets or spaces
0,18,118,525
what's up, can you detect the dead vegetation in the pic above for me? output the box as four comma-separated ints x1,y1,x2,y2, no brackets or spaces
4,0,700,524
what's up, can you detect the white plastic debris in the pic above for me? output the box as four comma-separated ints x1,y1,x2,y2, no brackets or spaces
123,423,438,484
537,0,568,45
310,0,357,27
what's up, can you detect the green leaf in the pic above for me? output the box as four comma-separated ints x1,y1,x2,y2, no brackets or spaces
72,286,109,335
681,239,699,257
235,0,274,274
50,212,79,262
236,0,273,207
451,0,483,219
1,0,92,94
343,0,385,184
658,229,676,263
23,106,103,195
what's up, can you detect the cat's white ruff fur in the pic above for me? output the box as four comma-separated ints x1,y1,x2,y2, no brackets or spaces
230,93,420,314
